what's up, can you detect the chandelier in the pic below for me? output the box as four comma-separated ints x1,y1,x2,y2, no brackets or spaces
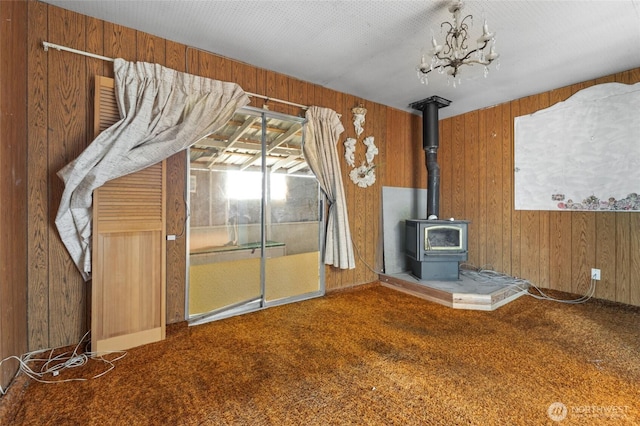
417,1,499,87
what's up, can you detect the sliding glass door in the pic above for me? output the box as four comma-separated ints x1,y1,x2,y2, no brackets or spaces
187,108,323,324
264,166,322,303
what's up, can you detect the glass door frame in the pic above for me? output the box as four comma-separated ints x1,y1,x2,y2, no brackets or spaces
185,106,325,325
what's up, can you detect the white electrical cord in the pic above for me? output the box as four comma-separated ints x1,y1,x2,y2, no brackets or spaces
0,331,127,395
459,263,596,304
348,243,596,305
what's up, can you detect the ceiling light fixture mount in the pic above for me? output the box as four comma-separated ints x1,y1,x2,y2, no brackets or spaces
417,1,499,87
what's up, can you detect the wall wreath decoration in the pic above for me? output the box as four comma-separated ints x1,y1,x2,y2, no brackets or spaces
344,105,378,188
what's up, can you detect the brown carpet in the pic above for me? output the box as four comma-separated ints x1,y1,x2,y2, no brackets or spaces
1,284,639,425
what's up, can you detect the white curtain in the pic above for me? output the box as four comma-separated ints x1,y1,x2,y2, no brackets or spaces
303,106,356,269
56,58,250,281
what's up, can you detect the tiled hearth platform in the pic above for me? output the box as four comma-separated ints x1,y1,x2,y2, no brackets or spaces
380,272,528,311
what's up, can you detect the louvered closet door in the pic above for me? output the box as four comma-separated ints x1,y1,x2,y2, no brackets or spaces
92,76,166,352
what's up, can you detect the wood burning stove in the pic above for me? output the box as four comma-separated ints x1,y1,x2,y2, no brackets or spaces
406,96,468,281
405,219,468,280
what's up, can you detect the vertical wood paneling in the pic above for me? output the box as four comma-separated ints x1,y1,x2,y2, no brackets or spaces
264,69,277,111
84,16,103,147
476,109,488,268
451,115,465,216
536,92,551,289
235,61,258,99
463,111,479,266
571,212,596,295
364,98,377,280
103,22,136,76
385,109,404,187
136,31,165,64
508,100,521,278
485,104,503,272
402,108,411,189
164,40,187,324
596,213,617,300
500,101,513,274
214,53,232,82
549,212,573,293
439,119,452,217
414,115,425,191
353,99,368,285
83,14,104,337
21,2,426,349
165,40,186,71
547,86,573,293
165,150,187,323
373,102,387,273
614,213,631,304
287,77,307,116
437,71,639,305
0,0,28,388
19,3,640,358
47,6,88,347
410,112,423,190
302,81,315,110
620,68,640,83
217,54,233,81
517,96,540,284
614,71,636,305
631,214,640,306
274,70,290,120
27,0,49,351
197,50,216,79
397,109,409,187
273,73,290,115
402,110,412,188
255,67,267,106
186,45,199,76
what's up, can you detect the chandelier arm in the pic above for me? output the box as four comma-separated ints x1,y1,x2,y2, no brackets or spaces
418,62,455,76
440,21,454,32
458,16,472,51
418,66,434,75
434,51,450,61
459,27,470,51
458,44,490,64
459,14,473,27
460,57,492,66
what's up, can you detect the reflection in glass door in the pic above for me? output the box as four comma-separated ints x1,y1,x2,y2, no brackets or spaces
264,172,321,303
187,108,323,324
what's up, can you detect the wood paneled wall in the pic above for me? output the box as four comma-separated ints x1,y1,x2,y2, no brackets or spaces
21,2,389,350
0,0,28,391
432,70,639,307
7,1,638,357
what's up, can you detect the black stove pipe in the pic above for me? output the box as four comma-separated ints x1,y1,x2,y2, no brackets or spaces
409,96,451,219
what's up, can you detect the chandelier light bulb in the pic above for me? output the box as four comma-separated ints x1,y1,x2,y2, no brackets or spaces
477,20,494,43
431,36,443,55
487,41,499,61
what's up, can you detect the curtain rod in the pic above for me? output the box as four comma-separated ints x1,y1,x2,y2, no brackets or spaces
42,41,309,111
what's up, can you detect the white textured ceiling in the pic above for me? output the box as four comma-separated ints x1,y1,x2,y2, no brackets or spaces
42,0,640,119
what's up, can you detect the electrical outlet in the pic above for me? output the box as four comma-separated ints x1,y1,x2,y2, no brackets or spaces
591,268,601,280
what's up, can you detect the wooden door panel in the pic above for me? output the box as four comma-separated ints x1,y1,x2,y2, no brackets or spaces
92,75,166,352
